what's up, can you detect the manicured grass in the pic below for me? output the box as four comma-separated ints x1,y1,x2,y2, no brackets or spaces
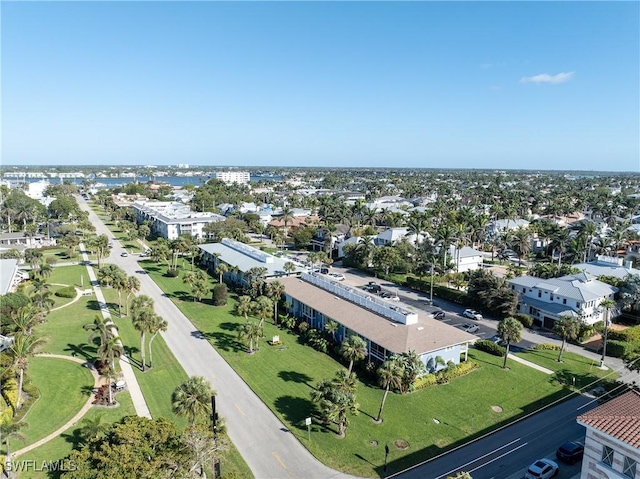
48,264,91,289
10,357,93,450
141,262,617,477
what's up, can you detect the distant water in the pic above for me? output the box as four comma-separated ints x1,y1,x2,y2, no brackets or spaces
13,175,282,188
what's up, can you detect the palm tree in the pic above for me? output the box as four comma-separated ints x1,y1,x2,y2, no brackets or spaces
0,419,27,472
238,321,261,354
172,376,214,426
281,206,294,237
97,336,124,371
339,335,368,374
131,295,156,372
84,314,118,364
9,333,46,412
11,305,43,336
324,320,339,345
124,276,141,316
283,261,296,276
266,281,285,324
215,263,229,284
553,314,581,362
497,317,523,369
599,298,617,368
147,315,168,369
235,296,253,320
510,227,531,267
78,412,109,445
375,356,403,423
113,273,128,318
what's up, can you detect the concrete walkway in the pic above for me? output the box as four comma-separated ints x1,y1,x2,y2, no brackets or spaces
77,196,356,479
507,353,554,374
79,242,152,420
13,354,100,457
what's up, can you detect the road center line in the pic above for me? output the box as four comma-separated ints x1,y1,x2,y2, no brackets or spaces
467,442,529,474
235,403,245,416
435,438,523,479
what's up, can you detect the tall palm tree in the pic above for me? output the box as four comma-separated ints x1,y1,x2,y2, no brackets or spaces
553,314,581,362
84,314,117,362
510,227,531,267
215,263,229,284
599,298,617,368
339,335,368,374
97,335,124,371
281,206,294,237
78,412,109,445
131,295,155,372
124,276,141,316
0,418,27,471
235,296,253,320
497,317,523,369
9,333,46,412
266,281,285,324
147,315,168,370
375,356,403,423
172,376,214,426
324,320,339,345
283,261,296,276
11,305,43,336
238,321,261,354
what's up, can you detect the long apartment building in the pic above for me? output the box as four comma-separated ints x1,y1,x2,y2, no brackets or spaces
133,201,225,240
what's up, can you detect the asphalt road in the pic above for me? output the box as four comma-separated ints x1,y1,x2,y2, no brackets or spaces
389,394,595,479
77,197,356,479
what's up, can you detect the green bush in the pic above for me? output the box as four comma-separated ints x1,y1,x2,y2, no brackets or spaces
414,373,438,390
166,268,179,277
513,313,534,328
606,340,640,358
532,343,561,351
608,325,640,342
55,285,77,298
474,340,506,357
404,277,469,304
414,361,479,389
212,284,228,306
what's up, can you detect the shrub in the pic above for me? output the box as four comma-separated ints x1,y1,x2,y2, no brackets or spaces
474,340,506,357
297,321,309,335
414,373,438,390
513,313,533,328
166,268,179,277
1,378,18,413
414,361,479,389
606,340,640,359
608,326,640,342
212,284,228,306
532,343,560,351
55,286,76,298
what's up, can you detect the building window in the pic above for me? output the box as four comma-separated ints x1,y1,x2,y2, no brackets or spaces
538,291,542,298
602,445,614,466
623,456,636,478
576,302,581,308
550,294,554,301
563,299,567,304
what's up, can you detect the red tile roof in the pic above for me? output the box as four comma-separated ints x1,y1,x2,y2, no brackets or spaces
577,390,640,447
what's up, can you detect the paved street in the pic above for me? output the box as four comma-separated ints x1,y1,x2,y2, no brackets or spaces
78,198,355,479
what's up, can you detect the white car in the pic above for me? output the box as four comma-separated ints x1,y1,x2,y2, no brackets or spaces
329,273,345,281
524,458,559,479
462,309,483,320
460,323,479,334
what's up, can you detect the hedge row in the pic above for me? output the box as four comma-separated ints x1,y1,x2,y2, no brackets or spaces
414,360,479,390
606,340,640,359
474,340,506,357
608,325,640,343
532,343,561,351
404,277,468,304
55,286,77,298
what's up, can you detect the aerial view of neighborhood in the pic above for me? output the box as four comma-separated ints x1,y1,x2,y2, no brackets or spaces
1,2,638,479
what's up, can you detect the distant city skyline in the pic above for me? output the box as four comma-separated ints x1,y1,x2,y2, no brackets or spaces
2,2,639,172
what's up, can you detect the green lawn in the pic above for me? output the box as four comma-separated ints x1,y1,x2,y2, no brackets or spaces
9,357,94,451
141,262,616,477
14,392,136,479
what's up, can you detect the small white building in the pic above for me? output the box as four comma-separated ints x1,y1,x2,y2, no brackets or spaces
508,272,618,328
214,171,250,185
133,201,225,240
448,246,484,273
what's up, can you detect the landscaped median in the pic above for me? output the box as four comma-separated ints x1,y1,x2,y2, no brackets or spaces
142,263,617,478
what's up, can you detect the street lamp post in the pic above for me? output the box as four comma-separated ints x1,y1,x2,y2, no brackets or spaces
430,265,435,304
599,310,610,369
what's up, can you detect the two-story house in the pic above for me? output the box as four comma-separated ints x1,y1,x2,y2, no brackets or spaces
508,272,618,328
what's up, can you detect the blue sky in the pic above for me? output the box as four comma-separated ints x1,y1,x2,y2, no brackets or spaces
2,1,639,171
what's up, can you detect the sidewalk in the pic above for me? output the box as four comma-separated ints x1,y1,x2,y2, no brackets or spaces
80,243,152,419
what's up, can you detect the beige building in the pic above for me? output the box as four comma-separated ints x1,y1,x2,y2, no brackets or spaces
577,389,640,479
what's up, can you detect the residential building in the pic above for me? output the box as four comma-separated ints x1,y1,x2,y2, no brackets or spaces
214,171,250,185
448,245,484,272
577,389,640,479
574,255,640,280
199,238,306,285
279,273,476,371
0,259,28,295
0,233,49,251
508,272,618,328
485,219,530,238
133,201,225,240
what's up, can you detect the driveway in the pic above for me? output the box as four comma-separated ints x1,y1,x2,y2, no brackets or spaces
77,197,356,479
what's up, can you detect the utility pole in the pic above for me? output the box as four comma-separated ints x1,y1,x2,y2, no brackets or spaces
430,264,435,304
211,395,221,478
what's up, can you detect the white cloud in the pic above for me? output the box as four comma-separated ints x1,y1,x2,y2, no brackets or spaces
519,71,575,84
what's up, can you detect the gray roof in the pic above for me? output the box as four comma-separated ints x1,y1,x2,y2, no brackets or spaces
573,261,640,280
279,276,476,355
0,259,18,295
509,273,618,302
199,240,306,277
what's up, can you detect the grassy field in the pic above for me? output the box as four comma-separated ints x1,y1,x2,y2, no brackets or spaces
8,357,94,451
141,262,615,477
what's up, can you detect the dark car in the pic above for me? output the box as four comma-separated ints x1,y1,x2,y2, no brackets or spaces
556,441,584,464
433,311,446,320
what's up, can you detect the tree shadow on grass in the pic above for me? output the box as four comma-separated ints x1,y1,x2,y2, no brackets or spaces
207,331,244,352
273,395,320,436
86,300,102,311
219,322,240,332
278,371,313,387
60,427,85,452
64,343,96,361
173,291,192,302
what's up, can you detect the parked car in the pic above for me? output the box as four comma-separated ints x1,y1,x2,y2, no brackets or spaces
329,273,345,281
462,309,483,320
460,323,479,333
489,335,506,346
363,282,382,293
379,291,392,299
556,442,584,464
433,311,446,320
120,252,128,257
524,459,559,479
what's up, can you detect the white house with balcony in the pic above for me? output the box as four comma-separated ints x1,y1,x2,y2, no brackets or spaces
508,272,618,329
